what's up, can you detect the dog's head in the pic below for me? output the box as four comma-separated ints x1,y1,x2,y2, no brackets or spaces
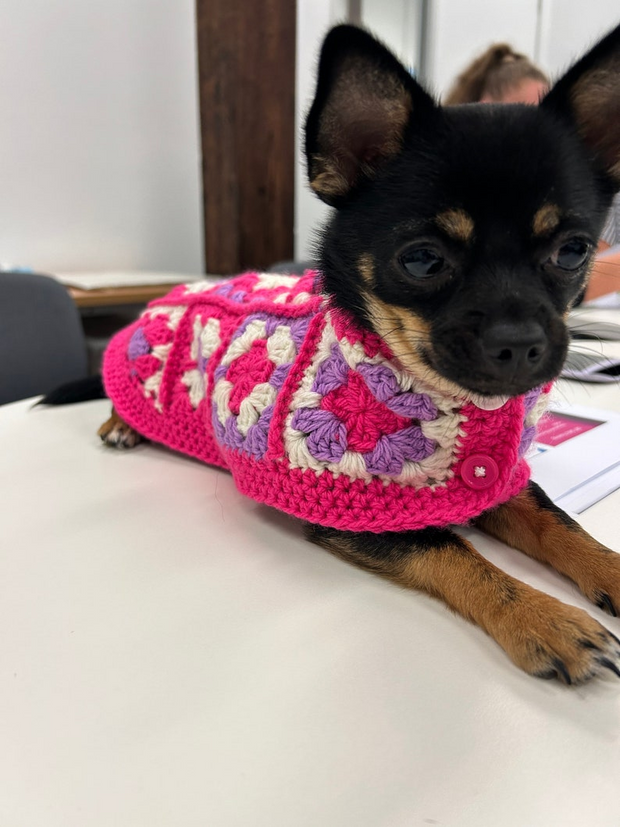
305,25,620,400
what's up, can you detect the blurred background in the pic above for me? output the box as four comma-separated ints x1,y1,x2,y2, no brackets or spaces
0,0,617,277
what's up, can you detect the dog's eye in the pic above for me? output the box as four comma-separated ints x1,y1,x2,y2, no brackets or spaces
550,239,590,271
399,248,445,279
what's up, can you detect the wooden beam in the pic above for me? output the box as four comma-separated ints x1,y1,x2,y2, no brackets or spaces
196,0,296,274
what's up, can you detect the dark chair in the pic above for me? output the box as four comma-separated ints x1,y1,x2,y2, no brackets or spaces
0,272,88,405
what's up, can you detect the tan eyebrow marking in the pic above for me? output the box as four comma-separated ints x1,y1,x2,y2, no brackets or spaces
533,203,561,236
357,253,375,285
435,209,475,243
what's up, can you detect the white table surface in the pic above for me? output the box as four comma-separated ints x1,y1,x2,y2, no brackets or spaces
2,379,620,827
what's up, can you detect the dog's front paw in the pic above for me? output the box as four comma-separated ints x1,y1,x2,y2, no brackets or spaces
496,593,620,684
97,411,143,449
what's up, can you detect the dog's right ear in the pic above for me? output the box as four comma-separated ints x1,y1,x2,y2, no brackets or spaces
541,23,620,189
305,25,436,207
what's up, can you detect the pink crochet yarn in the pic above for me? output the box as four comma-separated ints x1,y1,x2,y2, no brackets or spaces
102,271,551,533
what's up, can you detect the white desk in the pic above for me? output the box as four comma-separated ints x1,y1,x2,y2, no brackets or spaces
2,380,620,826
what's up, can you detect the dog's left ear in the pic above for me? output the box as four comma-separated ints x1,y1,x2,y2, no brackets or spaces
305,25,436,206
542,24,620,188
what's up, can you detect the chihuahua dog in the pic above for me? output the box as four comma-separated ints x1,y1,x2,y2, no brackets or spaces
93,25,620,684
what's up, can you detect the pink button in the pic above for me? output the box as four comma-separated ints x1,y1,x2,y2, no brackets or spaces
460,454,499,490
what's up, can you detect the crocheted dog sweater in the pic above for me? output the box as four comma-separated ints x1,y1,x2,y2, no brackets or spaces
102,271,550,533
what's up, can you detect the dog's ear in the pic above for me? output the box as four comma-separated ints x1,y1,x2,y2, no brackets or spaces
541,24,620,188
305,25,436,206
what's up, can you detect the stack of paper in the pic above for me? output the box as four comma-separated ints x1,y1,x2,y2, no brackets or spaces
50,271,219,291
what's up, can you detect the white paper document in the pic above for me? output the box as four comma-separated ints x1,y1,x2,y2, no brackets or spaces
529,404,620,513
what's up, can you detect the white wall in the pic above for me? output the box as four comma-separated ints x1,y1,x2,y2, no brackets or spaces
295,0,345,261
538,0,620,77
0,0,203,274
361,0,423,70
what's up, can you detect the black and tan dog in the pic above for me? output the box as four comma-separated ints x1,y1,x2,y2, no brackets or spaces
82,25,620,683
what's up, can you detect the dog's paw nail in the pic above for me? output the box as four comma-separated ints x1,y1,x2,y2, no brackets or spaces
596,593,618,617
552,657,572,685
598,657,620,679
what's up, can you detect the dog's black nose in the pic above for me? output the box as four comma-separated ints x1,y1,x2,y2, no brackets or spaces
481,321,547,375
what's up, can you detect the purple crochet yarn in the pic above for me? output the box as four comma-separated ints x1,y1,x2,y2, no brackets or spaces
288,317,311,349
390,426,436,462
211,407,226,444
214,281,235,297
197,349,207,375
127,327,150,360
386,392,438,420
364,436,406,475
355,363,438,421
356,363,399,402
265,317,281,336
270,363,291,390
214,364,228,383
244,405,273,458
292,408,347,463
518,424,537,458
223,415,245,451
312,344,349,395
523,386,542,416
364,426,436,475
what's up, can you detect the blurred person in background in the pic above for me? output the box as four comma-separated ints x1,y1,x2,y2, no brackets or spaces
445,43,549,105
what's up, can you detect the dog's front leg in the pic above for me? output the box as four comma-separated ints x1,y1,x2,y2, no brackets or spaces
306,523,620,683
476,481,620,618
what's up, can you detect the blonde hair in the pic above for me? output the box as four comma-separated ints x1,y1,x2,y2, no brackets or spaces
444,43,549,105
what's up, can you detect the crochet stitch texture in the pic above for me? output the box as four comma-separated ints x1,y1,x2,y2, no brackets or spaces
102,271,550,533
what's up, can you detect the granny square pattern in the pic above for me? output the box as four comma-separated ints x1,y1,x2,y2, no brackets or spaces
284,318,464,487
211,312,312,460
102,270,552,533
